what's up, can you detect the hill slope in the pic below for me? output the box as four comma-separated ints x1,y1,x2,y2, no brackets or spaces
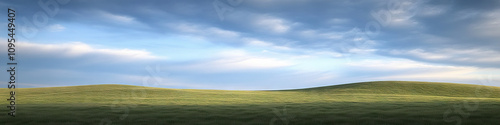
1,81,498,105
1,81,499,125
289,81,500,98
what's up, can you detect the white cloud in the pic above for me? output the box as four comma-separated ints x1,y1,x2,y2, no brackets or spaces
247,0,309,6
376,69,479,81
347,59,470,71
390,49,448,60
99,11,135,23
169,23,241,39
314,51,343,58
390,48,500,64
346,58,483,82
175,49,293,73
298,28,377,53
209,27,240,38
47,24,66,32
19,42,163,62
243,38,292,51
327,18,350,24
248,40,273,46
418,5,449,17
299,29,344,40
252,15,291,33
376,0,424,28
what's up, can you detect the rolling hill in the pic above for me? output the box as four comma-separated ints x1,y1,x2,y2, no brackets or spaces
1,81,499,125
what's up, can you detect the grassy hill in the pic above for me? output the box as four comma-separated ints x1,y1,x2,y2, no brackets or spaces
290,81,500,98
1,81,499,124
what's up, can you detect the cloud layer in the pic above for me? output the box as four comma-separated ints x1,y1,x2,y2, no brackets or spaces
1,0,499,89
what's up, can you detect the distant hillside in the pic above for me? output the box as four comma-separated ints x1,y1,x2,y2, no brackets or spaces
288,81,500,98
1,81,500,125
1,81,499,105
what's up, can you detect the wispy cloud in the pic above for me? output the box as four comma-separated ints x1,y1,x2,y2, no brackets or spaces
252,15,292,34
19,42,163,62
173,49,293,73
98,10,135,23
47,24,66,32
387,48,500,68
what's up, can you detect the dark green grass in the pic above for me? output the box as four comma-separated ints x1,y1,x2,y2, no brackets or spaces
0,81,499,124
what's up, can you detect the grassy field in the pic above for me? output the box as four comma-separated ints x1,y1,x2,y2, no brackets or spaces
0,81,499,125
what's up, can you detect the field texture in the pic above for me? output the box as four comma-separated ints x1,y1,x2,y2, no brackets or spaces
1,81,499,125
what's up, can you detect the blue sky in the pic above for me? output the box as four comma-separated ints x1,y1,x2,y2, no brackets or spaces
1,0,499,90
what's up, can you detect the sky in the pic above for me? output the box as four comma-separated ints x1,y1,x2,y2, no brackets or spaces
0,0,499,90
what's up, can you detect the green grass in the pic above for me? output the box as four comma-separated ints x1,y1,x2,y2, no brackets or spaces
1,81,499,124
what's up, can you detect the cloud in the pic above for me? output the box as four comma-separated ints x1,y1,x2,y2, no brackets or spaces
418,5,449,17
453,9,480,21
170,23,240,38
173,49,293,73
470,9,500,38
341,58,487,84
19,42,163,62
327,18,350,24
390,49,448,60
164,22,246,46
252,15,292,33
299,29,344,40
4,0,500,89
346,59,474,72
377,0,425,29
243,38,293,51
386,48,500,68
47,24,66,32
92,10,150,29
98,10,135,23
295,27,377,55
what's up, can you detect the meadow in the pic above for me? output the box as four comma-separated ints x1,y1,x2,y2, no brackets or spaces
0,81,499,125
